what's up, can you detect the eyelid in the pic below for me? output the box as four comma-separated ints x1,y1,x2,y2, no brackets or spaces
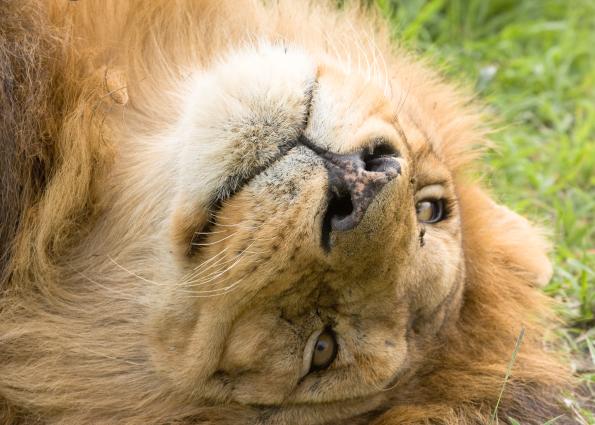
415,184,445,201
301,328,325,378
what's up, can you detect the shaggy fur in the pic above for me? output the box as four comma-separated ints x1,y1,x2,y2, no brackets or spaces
0,1,576,424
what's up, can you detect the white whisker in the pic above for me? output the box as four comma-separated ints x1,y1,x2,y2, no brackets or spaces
189,276,247,298
183,240,258,287
108,256,166,287
70,266,150,307
189,247,229,272
190,231,239,247
183,250,248,285
193,229,227,236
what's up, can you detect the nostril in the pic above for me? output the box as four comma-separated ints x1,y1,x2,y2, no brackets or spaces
329,191,354,220
363,143,399,172
321,191,354,252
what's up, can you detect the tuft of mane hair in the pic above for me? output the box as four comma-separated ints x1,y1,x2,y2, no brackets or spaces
0,0,59,289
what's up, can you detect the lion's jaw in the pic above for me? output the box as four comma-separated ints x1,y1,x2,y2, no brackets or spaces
99,45,464,422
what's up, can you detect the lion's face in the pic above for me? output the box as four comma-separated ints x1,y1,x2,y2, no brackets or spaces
92,45,463,419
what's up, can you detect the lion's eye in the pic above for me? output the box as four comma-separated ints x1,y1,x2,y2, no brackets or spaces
416,199,445,223
310,329,337,372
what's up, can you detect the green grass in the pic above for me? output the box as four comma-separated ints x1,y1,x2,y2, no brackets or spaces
373,0,594,422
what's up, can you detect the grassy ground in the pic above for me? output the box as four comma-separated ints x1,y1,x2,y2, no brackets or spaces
373,0,594,422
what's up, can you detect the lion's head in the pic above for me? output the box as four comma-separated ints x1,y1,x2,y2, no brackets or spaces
0,1,572,424
155,43,467,407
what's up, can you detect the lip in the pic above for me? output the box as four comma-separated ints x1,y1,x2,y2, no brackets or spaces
191,138,317,251
215,143,299,204
187,143,301,250
208,80,319,211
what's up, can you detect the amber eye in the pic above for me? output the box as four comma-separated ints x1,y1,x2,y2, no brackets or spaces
310,329,337,372
416,199,445,223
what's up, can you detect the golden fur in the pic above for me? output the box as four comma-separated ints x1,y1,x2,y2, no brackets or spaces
0,1,575,424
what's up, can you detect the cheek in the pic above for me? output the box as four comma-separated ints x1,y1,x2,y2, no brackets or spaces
218,313,306,404
223,318,285,369
408,227,463,315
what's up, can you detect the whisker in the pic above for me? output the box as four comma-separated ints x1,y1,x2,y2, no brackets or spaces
183,233,270,283
190,231,239,247
69,266,150,307
175,247,232,287
188,277,247,298
189,246,230,272
206,219,264,230
182,240,258,287
183,250,249,285
193,229,227,236
108,256,166,287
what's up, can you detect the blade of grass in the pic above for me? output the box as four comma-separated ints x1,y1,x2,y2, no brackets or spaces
490,327,525,425
402,0,444,41
586,337,595,366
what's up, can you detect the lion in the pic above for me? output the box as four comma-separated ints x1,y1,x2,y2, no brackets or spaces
0,0,577,424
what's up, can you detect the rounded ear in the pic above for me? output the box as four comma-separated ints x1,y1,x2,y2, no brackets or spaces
490,202,553,287
101,66,129,106
458,184,553,288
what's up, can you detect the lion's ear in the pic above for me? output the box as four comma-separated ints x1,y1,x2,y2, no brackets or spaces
459,185,553,288
490,202,553,287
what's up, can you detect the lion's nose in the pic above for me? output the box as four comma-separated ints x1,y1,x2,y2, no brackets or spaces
322,145,401,232
300,136,401,246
